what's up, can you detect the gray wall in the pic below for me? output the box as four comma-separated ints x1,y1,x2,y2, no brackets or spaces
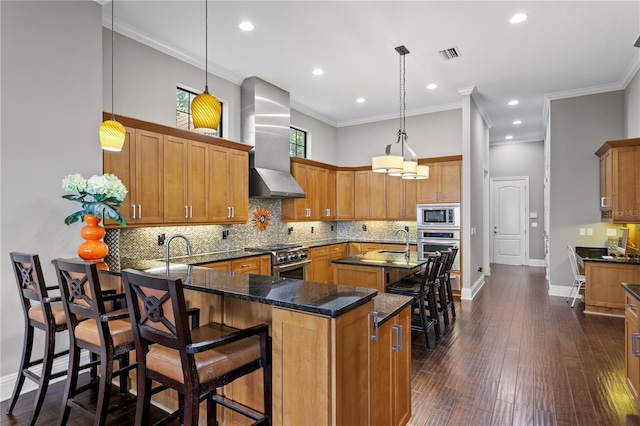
291,109,337,165
625,68,640,138
104,29,242,142
468,96,488,288
1,0,103,390
548,91,625,291
335,109,462,166
490,141,545,260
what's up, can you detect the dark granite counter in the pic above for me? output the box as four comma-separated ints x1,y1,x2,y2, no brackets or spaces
135,264,377,318
373,293,413,325
576,246,640,265
303,239,417,248
331,250,426,270
621,283,640,303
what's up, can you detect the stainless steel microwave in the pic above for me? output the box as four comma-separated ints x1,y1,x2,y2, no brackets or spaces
417,203,460,228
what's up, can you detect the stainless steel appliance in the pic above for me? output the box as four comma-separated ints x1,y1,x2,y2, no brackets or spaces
417,203,460,228
245,244,310,279
417,229,460,274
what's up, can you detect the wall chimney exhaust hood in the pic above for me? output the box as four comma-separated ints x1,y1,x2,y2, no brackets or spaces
241,77,305,199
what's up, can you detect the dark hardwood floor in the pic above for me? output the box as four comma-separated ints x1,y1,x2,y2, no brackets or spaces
409,264,640,426
3,264,640,425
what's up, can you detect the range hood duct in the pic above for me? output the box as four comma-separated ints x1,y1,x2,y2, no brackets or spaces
241,76,305,199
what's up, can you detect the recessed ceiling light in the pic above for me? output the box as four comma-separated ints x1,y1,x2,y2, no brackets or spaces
312,68,324,76
508,99,519,106
505,135,514,140
356,97,366,103
239,21,254,31
513,120,522,125
509,13,527,24
426,83,438,90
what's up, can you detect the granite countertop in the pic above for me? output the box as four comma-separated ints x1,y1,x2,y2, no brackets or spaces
373,293,413,325
331,250,426,270
135,264,377,318
621,283,640,302
576,246,640,264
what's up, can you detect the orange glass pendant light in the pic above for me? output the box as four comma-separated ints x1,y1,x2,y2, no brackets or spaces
100,0,125,152
192,0,222,132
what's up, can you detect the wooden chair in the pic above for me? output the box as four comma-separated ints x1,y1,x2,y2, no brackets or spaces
443,247,459,319
434,250,453,328
53,258,137,426
387,253,442,349
7,252,77,425
121,268,272,426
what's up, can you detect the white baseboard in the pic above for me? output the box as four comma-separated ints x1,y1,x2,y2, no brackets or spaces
461,275,485,300
528,258,545,267
0,352,90,402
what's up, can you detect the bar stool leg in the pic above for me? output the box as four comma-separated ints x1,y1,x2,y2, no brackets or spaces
28,326,56,426
58,345,81,426
6,322,33,414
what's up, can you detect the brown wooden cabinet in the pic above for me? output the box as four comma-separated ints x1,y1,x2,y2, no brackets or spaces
282,163,317,220
208,145,249,224
336,170,355,220
371,306,411,426
355,170,387,219
201,255,270,275
626,292,640,406
386,176,417,220
584,260,640,316
308,243,348,284
417,160,461,203
596,138,640,223
103,127,164,225
163,135,209,223
319,168,337,220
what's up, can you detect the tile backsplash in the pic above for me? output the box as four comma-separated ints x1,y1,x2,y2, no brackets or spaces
105,198,414,267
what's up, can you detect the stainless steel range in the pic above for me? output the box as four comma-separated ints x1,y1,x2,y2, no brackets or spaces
245,244,310,279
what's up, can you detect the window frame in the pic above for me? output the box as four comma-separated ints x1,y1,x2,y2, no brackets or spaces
290,126,307,158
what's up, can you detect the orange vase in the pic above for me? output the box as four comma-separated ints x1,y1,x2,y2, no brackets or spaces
78,214,109,263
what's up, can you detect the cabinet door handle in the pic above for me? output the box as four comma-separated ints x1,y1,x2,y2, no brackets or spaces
601,197,609,208
138,205,142,218
131,204,136,219
185,206,189,219
227,206,231,219
633,333,640,357
231,206,234,218
190,206,193,218
392,325,403,352
371,311,379,341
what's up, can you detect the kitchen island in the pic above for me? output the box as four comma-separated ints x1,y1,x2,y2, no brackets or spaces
576,247,640,316
332,250,427,293
99,263,413,425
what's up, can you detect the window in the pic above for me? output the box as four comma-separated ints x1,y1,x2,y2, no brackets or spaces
176,87,223,136
290,127,307,158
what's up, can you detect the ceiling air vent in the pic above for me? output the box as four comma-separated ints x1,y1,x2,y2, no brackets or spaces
439,46,461,61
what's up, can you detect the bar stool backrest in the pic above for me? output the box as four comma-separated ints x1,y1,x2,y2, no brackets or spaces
11,252,53,324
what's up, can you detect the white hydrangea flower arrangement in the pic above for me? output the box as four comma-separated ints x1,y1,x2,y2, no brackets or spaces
62,173,128,226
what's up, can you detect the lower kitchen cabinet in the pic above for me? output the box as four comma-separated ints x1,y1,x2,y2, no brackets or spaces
626,293,640,406
201,255,270,275
371,305,411,426
308,243,348,284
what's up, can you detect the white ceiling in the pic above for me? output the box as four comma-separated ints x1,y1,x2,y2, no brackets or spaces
105,1,640,144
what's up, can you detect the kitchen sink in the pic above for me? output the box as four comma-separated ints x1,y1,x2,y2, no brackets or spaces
378,250,405,254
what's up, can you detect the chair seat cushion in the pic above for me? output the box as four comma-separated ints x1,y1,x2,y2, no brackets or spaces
74,318,133,348
28,302,66,326
146,322,261,385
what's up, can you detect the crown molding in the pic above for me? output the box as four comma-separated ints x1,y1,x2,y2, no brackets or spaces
290,100,337,127
336,102,462,128
103,15,245,86
490,138,543,147
458,86,493,130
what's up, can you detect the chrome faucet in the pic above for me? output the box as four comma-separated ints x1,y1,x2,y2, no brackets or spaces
165,234,192,275
394,229,410,259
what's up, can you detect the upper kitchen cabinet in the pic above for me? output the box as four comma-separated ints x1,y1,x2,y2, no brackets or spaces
386,175,417,220
209,145,249,223
336,171,355,220
163,135,209,223
355,170,387,219
282,158,337,221
104,126,164,225
417,159,462,203
596,138,640,223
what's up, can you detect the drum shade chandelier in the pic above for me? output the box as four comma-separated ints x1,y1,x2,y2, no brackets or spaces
100,0,126,152
191,0,222,132
372,46,428,180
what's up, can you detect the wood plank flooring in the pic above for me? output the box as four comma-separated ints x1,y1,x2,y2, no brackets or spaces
409,264,640,426
2,264,639,425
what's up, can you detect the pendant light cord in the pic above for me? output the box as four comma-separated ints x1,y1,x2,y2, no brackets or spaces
110,0,115,121
204,0,209,93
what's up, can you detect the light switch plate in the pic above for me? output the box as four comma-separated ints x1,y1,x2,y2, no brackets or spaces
531,222,538,228
580,228,586,236
587,228,593,236
530,212,538,219
607,228,617,236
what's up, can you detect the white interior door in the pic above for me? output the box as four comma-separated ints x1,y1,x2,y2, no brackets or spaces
492,177,528,265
